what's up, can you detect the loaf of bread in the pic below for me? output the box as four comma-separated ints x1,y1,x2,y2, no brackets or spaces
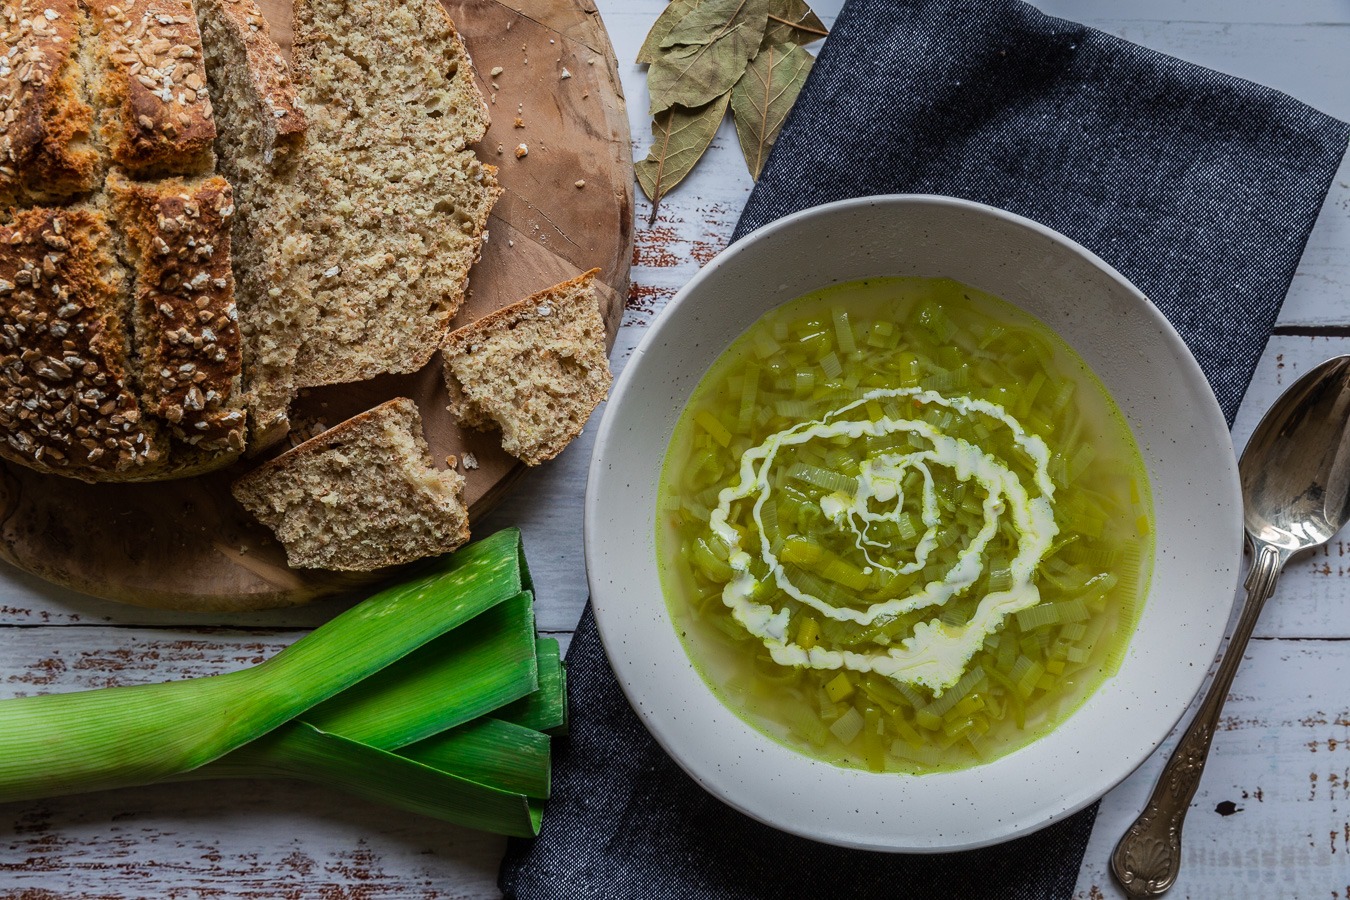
195,0,500,452
442,270,612,466
2,0,499,482
231,397,470,571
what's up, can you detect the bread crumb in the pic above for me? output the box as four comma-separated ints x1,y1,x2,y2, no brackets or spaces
497,143,504,154
587,57,597,65
515,143,528,158
508,239,515,247
514,116,525,128
445,454,457,468
462,452,479,469
560,68,571,80
574,179,586,189
490,65,504,77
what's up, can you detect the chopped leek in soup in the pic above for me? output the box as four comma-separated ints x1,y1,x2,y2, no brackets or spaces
656,277,1153,773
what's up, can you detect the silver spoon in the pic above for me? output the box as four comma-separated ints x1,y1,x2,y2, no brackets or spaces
1111,354,1350,897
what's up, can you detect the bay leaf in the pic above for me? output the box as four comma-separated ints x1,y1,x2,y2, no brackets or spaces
762,0,828,48
661,0,765,48
729,42,813,179
637,0,703,66
647,0,769,114
636,91,733,220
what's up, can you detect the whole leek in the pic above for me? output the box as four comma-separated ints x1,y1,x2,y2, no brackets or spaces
0,529,564,837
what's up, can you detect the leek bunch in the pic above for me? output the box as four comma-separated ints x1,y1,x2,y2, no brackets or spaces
0,528,565,837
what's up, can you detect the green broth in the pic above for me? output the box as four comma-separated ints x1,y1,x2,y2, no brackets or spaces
656,277,1154,773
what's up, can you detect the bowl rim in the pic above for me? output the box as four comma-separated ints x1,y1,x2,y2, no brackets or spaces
584,193,1243,851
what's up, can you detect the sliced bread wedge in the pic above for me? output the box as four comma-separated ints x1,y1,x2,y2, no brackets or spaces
288,0,500,388
442,269,611,466
194,0,309,452
231,397,469,571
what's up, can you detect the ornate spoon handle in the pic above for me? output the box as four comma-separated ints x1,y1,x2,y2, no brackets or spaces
1110,540,1283,897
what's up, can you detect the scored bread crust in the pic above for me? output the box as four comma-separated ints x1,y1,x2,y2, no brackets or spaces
0,0,101,206
84,0,217,177
442,269,612,466
0,182,246,481
0,204,167,478
107,168,245,455
231,396,470,571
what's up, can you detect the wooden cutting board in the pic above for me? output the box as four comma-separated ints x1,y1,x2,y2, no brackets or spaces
0,0,633,611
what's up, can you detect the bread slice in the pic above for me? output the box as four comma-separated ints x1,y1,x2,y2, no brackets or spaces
106,169,245,456
0,204,166,478
0,0,101,208
288,0,500,387
231,397,470,571
83,0,217,177
442,269,612,466
193,0,307,451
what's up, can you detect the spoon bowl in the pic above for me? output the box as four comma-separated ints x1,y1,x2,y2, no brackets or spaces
1240,355,1350,554
1113,354,1350,896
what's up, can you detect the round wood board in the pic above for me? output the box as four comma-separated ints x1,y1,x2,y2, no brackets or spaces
0,0,633,611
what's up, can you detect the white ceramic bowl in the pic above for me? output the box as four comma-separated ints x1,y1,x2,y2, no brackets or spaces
584,195,1242,852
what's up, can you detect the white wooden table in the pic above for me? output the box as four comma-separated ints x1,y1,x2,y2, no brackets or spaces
2,1,1348,897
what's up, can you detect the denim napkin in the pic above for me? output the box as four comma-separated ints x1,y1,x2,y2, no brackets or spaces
500,0,1350,897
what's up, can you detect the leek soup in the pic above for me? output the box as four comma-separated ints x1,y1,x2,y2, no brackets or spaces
656,277,1154,774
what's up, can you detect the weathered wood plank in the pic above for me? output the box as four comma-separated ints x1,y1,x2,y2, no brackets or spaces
1078,638,1350,898
0,785,504,899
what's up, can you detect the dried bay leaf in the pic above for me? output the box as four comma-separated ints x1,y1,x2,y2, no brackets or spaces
637,0,825,208
762,0,828,47
661,0,766,47
637,0,703,65
636,91,733,219
647,0,769,115
730,42,813,179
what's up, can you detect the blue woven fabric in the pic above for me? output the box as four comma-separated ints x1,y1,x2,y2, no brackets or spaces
500,1,1349,897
